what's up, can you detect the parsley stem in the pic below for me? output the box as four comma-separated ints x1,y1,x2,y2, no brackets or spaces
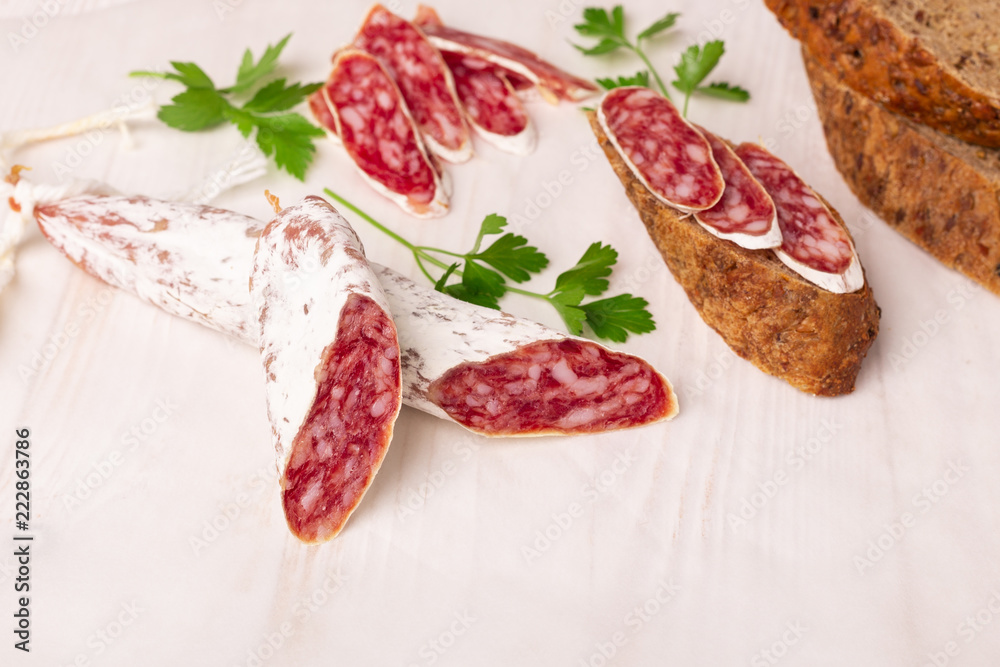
630,44,670,100
324,189,417,253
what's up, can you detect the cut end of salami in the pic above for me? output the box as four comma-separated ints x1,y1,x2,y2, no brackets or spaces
308,89,341,144
426,338,676,436
444,51,536,155
354,4,473,164
413,4,599,103
281,293,401,543
735,142,864,293
598,87,724,213
692,126,781,250
322,49,448,218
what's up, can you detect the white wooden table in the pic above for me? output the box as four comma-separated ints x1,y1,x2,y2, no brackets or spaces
2,1,998,665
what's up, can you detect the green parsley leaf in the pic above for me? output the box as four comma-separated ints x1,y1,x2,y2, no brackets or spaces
696,81,750,102
672,40,725,95
434,262,461,292
580,294,656,342
157,89,230,131
553,242,617,297
597,71,650,90
244,78,323,113
473,233,549,283
574,38,625,56
636,11,679,41
551,299,588,335
230,33,291,94
248,112,326,181
168,61,216,89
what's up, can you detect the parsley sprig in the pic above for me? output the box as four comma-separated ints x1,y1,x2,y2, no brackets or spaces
131,34,324,180
325,190,656,343
574,6,750,116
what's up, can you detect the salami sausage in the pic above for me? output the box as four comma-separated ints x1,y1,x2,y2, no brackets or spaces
441,51,536,155
353,4,472,163
250,196,401,543
319,49,448,218
735,142,864,293
31,191,676,434
598,87,724,213
374,266,677,436
413,5,599,104
692,126,781,250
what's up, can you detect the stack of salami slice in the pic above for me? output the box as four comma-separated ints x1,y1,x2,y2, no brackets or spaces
590,86,880,395
308,4,599,217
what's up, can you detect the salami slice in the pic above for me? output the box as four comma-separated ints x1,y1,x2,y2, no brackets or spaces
32,192,676,435
353,4,472,163
442,51,536,155
692,126,781,250
250,196,401,543
413,4,599,104
307,89,340,144
598,87,724,213
374,265,677,436
321,49,448,218
735,142,864,293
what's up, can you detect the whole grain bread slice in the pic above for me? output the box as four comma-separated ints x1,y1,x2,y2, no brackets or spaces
765,0,1000,147
803,47,1000,297
586,111,880,397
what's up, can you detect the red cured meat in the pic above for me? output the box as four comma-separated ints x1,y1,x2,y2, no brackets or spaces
322,49,446,217
599,87,724,212
308,89,338,138
735,143,854,274
694,125,779,242
413,4,598,103
426,338,674,435
282,293,400,542
443,51,533,151
354,4,472,162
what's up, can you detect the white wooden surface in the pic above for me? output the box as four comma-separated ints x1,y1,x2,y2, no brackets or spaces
2,1,999,665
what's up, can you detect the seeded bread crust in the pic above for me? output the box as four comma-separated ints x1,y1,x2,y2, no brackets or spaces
803,48,1000,297
586,112,880,397
765,0,1000,147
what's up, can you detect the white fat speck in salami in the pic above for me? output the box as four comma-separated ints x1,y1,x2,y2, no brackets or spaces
692,126,781,250
321,49,448,218
34,193,675,436
413,4,599,104
442,51,536,155
250,196,401,543
373,265,677,436
353,4,473,163
735,142,864,293
598,87,724,213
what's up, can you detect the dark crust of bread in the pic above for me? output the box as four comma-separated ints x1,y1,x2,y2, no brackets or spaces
587,112,880,397
764,0,1000,147
803,49,1000,297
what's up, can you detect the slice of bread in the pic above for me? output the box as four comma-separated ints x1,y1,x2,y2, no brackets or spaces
804,47,1000,297
765,0,1000,147
586,111,880,397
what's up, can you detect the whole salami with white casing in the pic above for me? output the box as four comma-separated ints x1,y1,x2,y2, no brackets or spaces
28,190,677,436
249,196,401,543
